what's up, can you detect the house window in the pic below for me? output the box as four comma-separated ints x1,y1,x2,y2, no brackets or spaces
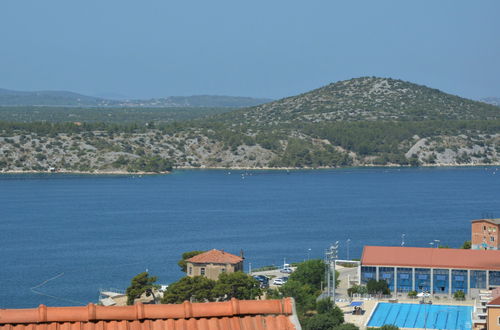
188,267,192,275
201,268,205,276
491,236,495,242
498,316,500,325
484,226,487,231
221,268,226,273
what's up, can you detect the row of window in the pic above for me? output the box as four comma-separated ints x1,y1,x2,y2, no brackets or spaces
188,266,226,276
361,266,500,293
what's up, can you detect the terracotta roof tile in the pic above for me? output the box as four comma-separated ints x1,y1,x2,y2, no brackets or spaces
0,298,299,330
488,296,500,307
187,249,243,265
361,246,500,270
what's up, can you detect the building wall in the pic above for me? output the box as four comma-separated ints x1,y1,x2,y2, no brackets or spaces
186,261,243,280
360,266,498,296
472,221,499,250
487,307,500,330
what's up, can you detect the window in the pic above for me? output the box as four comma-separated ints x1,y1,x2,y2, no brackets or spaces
200,268,205,276
221,268,226,273
188,267,192,275
498,316,500,325
484,226,486,231
491,236,495,242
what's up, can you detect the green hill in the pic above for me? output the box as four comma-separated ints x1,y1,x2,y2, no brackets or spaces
220,77,499,124
0,88,272,108
0,77,499,173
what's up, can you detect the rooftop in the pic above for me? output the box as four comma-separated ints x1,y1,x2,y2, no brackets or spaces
488,296,500,307
0,298,299,330
472,218,500,225
187,249,243,265
361,246,500,270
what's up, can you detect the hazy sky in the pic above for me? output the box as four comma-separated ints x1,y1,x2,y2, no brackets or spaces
1,0,499,100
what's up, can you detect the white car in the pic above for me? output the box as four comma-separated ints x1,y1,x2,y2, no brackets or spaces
272,277,289,286
273,278,285,285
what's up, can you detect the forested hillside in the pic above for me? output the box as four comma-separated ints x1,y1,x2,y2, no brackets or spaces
0,77,499,173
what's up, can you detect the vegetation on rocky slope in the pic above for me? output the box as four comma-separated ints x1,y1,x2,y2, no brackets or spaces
0,77,499,173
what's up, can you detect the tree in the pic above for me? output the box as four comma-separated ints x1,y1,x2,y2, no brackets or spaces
407,290,417,298
213,272,262,300
453,290,465,301
303,303,345,330
161,276,216,303
366,279,390,295
289,259,340,290
273,280,318,315
333,324,359,330
178,251,205,272
461,240,471,249
316,298,335,314
347,284,368,297
126,272,158,305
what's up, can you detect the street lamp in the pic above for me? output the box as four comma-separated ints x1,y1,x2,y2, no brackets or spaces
401,234,405,247
325,242,339,303
307,248,311,260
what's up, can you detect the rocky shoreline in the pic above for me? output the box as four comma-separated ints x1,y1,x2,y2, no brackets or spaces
1,163,498,176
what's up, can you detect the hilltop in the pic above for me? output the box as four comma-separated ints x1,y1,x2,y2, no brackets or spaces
0,88,272,108
221,77,499,124
0,77,499,173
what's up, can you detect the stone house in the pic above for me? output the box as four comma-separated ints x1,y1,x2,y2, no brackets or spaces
186,249,244,280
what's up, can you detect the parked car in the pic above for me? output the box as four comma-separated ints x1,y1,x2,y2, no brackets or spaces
272,277,289,286
253,275,269,288
280,267,293,274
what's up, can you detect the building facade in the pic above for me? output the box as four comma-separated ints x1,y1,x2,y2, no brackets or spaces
487,296,500,330
472,219,500,250
186,249,244,280
359,246,500,297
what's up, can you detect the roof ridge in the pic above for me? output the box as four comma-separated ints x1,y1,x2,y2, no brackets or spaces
187,249,243,264
0,298,294,325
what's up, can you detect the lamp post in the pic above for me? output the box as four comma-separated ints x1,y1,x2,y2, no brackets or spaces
401,234,405,247
307,248,311,261
325,242,339,303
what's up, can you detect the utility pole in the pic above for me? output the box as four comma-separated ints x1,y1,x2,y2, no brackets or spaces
325,242,339,303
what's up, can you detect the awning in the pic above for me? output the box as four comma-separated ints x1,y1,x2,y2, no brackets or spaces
350,301,363,307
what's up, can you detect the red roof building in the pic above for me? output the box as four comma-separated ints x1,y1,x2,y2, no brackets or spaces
361,246,500,270
186,249,244,280
359,246,500,298
0,298,301,330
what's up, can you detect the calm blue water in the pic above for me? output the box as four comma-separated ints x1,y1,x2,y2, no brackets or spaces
0,167,499,308
367,302,473,330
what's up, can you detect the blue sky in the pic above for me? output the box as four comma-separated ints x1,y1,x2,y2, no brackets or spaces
0,0,499,100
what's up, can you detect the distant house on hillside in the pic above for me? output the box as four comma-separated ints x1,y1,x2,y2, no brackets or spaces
472,219,500,250
186,249,244,280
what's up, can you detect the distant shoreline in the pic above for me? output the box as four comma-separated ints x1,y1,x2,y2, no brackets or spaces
1,163,498,176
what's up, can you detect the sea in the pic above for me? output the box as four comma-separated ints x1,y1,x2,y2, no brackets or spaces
0,167,499,308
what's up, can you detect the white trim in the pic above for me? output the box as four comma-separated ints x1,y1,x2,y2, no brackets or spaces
365,301,379,327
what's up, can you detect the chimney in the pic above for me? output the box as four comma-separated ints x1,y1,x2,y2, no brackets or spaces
240,249,244,259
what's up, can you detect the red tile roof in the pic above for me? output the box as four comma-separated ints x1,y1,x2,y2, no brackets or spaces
187,249,243,265
0,298,300,330
361,246,500,270
488,296,500,307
